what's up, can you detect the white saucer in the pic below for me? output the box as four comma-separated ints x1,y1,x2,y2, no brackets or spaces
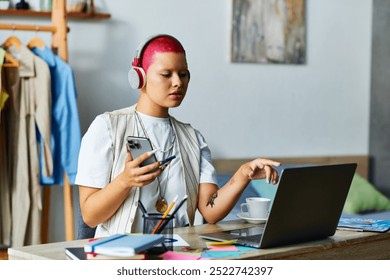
237,212,267,224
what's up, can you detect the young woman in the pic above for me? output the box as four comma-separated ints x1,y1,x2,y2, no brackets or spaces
75,34,281,237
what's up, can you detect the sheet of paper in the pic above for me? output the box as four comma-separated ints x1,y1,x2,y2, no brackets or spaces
201,250,244,258
162,251,201,260
157,234,190,247
207,245,239,252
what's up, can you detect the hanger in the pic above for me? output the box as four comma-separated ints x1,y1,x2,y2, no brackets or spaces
1,35,22,68
27,37,46,50
2,35,23,50
2,52,20,68
27,27,46,50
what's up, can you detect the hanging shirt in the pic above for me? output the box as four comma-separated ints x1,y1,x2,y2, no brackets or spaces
4,44,52,246
30,46,81,185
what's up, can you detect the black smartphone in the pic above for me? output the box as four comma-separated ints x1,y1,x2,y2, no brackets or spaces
126,136,157,167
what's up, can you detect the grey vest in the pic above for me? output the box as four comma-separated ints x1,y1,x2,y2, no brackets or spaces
95,104,200,236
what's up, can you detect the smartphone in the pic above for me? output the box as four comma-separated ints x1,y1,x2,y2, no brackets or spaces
126,136,157,167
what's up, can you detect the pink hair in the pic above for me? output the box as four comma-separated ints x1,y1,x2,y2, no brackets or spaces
141,35,186,73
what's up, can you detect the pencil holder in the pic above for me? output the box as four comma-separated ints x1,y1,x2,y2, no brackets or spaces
143,213,174,253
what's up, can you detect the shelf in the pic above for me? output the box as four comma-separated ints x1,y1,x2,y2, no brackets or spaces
0,9,111,19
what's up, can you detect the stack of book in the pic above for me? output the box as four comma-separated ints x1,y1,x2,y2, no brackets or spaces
65,233,165,260
65,247,146,260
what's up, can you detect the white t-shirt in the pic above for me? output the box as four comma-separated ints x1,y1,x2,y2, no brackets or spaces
75,111,217,233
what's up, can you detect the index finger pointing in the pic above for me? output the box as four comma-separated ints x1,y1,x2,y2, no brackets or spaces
259,159,281,167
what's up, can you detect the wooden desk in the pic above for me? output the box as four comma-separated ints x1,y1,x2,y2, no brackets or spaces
7,220,390,260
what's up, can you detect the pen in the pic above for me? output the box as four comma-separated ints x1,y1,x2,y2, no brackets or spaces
159,155,176,169
337,227,364,232
160,155,176,165
208,239,238,246
156,195,188,234
151,195,178,234
138,200,148,217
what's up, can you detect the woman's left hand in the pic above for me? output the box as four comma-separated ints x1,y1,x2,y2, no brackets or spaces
240,158,281,184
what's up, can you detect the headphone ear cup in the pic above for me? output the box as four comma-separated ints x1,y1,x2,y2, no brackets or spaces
128,67,146,89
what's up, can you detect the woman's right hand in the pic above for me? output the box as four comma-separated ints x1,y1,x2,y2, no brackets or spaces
79,150,162,227
123,151,162,187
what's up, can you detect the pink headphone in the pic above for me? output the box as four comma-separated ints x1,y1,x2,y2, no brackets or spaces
128,34,183,89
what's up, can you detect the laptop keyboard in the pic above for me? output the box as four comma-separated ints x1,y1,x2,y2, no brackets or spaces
230,226,265,246
238,234,263,244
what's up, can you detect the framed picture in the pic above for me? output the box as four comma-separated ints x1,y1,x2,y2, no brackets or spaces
231,0,306,64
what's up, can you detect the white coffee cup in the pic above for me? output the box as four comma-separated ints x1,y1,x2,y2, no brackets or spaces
240,197,271,219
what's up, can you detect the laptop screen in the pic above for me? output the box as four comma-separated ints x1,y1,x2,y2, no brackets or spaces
200,163,357,249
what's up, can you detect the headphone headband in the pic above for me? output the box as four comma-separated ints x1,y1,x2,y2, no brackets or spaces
128,34,185,89
131,34,177,67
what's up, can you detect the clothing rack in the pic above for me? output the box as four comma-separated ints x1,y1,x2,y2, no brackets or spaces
0,0,75,242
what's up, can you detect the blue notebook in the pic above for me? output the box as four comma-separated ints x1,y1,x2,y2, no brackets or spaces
338,217,390,233
84,234,164,257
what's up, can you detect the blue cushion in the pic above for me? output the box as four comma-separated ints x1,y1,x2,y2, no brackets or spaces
251,179,278,200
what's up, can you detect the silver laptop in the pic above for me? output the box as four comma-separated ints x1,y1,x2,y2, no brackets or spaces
200,163,357,249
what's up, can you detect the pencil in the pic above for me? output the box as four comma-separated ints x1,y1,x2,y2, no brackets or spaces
156,195,188,234
151,195,178,234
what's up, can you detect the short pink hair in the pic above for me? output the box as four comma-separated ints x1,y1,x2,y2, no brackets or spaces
141,35,186,73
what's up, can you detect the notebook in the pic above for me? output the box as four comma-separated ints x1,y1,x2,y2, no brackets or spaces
65,247,146,260
200,163,357,249
338,217,390,233
84,233,164,257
